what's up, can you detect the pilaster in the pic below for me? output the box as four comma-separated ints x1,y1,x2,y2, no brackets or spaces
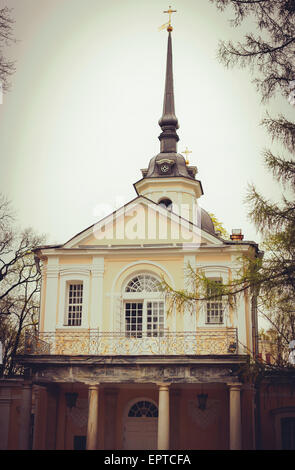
90,256,104,330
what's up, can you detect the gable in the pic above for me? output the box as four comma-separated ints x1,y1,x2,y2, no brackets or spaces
63,197,223,249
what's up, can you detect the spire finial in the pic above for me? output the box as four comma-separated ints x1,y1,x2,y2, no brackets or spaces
159,6,177,32
158,11,179,154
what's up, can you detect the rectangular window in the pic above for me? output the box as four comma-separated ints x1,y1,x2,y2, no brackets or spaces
206,280,223,324
68,283,83,326
147,301,164,337
125,300,165,338
125,302,143,338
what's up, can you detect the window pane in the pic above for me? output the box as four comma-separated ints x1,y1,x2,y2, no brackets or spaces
206,280,223,324
147,301,164,337
125,302,143,338
128,401,158,418
68,284,83,326
125,274,161,292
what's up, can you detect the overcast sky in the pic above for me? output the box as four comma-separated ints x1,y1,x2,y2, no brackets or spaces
0,0,293,247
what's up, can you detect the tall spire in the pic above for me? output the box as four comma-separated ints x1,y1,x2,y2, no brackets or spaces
158,29,179,154
140,8,197,181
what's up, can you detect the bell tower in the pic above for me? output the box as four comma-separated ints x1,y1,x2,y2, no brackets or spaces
134,12,204,225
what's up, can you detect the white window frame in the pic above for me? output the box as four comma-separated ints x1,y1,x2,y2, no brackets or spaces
58,269,90,329
196,266,229,328
66,281,84,326
122,273,165,338
206,278,224,325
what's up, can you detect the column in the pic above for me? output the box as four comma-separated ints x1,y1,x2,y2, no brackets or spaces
157,383,170,450
86,384,99,450
18,381,33,450
228,383,242,450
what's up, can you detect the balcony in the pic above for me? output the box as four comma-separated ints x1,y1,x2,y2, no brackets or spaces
24,328,239,356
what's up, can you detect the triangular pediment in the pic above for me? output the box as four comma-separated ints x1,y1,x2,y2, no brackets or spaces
63,197,223,249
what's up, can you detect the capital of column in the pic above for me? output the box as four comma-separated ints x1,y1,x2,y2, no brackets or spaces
91,270,104,278
45,266,60,279
88,384,100,391
156,382,171,391
227,382,242,392
92,256,104,276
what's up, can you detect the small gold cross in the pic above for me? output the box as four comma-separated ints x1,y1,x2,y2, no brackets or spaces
182,147,192,164
164,6,177,24
159,5,177,31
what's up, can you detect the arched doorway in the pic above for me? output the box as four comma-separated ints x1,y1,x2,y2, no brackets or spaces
123,399,158,450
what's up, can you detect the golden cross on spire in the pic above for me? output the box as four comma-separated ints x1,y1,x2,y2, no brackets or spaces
159,5,177,32
182,147,192,164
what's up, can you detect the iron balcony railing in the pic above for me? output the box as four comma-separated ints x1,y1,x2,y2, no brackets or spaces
24,328,239,356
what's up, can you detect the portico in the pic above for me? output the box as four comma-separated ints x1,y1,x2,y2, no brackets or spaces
17,353,249,450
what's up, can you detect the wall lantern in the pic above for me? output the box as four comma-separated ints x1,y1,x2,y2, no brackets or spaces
65,392,78,409
197,393,208,411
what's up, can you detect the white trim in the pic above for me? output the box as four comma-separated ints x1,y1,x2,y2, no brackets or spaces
43,259,59,331
57,271,90,329
111,260,175,293
140,188,197,198
123,397,158,421
110,263,173,333
122,397,158,450
195,265,230,328
134,176,203,198
90,256,104,330
62,196,222,249
196,265,230,277
122,273,165,337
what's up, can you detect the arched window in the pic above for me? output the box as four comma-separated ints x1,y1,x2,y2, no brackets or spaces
125,274,161,293
128,400,158,418
158,198,173,211
123,273,164,338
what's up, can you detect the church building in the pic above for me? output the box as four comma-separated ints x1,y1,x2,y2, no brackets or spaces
14,16,261,451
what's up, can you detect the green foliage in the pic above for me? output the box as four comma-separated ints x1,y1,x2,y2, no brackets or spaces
208,213,229,239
